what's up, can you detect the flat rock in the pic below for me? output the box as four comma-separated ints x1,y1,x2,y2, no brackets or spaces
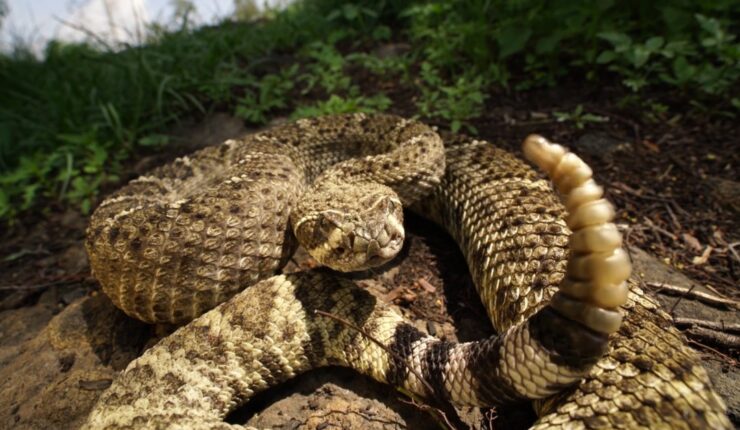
0,288,150,429
234,368,439,429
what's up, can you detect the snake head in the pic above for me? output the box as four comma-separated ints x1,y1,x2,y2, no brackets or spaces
292,183,405,272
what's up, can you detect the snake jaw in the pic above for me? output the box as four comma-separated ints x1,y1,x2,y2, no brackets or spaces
366,210,405,263
295,192,405,272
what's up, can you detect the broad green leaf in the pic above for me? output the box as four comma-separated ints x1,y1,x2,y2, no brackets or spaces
596,51,617,64
372,25,391,41
450,120,462,133
672,56,695,83
598,32,631,49
623,77,647,91
342,4,359,21
535,34,561,54
497,25,532,59
695,14,720,37
645,37,664,52
632,46,651,68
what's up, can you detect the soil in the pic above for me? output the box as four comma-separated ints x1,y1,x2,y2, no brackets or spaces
1,58,738,429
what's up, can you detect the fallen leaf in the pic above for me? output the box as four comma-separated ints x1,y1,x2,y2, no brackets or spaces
386,287,405,302
417,278,436,293
399,292,417,303
712,228,726,245
641,140,660,153
692,246,713,265
681,233,702,253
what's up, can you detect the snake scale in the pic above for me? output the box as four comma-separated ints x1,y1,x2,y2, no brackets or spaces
83,114,730,429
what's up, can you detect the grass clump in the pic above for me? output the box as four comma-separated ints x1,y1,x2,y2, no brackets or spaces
0,3,351,221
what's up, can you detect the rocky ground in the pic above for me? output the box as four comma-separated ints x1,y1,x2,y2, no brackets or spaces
1,110,738,429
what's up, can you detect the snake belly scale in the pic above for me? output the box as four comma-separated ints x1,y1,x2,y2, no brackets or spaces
83,114,730,429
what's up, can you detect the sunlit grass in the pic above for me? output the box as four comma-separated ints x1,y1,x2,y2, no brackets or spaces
0,0,736,224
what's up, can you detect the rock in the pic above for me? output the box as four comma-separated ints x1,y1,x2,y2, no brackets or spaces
58,243,89,274
629,246,738,323
703,359,740,424
234,368,439,429
629,246,739,422
0,292,151,429
629,246,717,296
573,132,631,161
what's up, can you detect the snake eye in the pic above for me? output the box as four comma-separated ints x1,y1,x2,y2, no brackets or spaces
321,211,343,229
386,198,402,214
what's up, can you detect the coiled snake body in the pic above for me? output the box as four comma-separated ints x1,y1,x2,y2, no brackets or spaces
83,114,730,429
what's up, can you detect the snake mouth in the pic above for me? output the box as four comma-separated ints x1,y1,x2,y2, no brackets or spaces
363,218,405,267
318,212,404,272
302,203,405,272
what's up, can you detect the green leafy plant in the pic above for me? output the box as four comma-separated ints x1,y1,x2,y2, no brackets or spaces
0,1,349,223
553,105,609,129
596,13,739,95
299,42,351,94
1,0,737,225
347,52,409,77
235,65,298,124
597,33,692,91
292,93,391,118
416,63,487,133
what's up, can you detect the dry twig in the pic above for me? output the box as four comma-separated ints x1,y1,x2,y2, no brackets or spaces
685,327,740,349
398,397,461,430
0,274,92,291
674,317,740,333
643,217,677,241
647,282,740,309
688,340,739,367
728,242,740,264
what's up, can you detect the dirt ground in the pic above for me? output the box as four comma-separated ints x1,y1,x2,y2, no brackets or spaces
1,79,738,428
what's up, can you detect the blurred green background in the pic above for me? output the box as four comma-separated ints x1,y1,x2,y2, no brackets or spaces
0,0,738,223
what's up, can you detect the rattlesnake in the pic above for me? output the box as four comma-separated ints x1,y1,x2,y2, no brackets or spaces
83,114,730,429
